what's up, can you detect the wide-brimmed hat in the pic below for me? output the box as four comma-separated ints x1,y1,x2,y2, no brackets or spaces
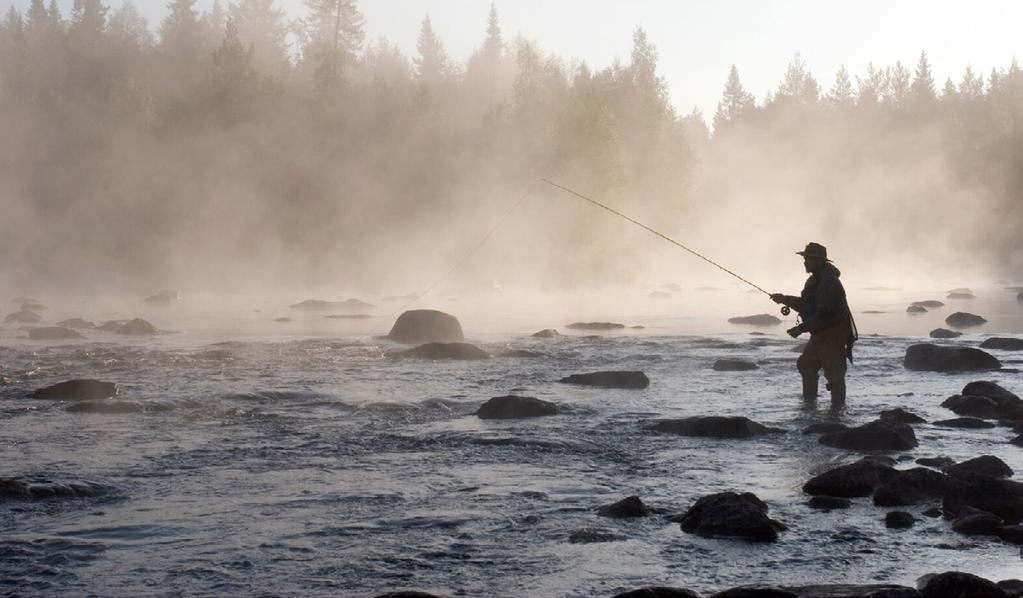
796,242,830,261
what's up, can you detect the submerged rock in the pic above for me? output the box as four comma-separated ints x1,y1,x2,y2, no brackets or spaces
712,359,759,372
55,318,95,329
929,328,962,339
116,318,157,335
678,491,785,542
981,337,1023,351
934,417,995,429
947,292,977,299
498,349,545,358
807,495,852,510
476,395,557,419
612,588,700,598
942,382,1023,419
913,300,945,309
885,511,915,529
872,467,948,506
904,344,1001,372
727,314,782,326
32,379,117,401
597,496,651,518
951,506,1004,536
918,572,1005,598
559,370,649,389
531,328,560,338
144,289,181,304
4,310,42,323
567,528,622,544
942,473,1023,523
819,419,918,451
880,408,927,424
803,458,896,497
0,478,113,501
387,309,464,344
27,326,81,340
947,455,1013,479
906,305,927,314
647,416,783,438
945,311,987,328
916,456,956,469
565,322,625,331
400,342,489,360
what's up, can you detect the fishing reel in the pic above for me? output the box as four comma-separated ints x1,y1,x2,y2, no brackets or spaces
780,306,791,316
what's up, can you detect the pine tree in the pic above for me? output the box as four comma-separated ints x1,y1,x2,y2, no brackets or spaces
959,66,984,99
69,0,106,39
826,65,854,108
857,63,884,105
108,0,152,50
302,0,364,89
160,0,201,51
210,18,256,122
713,64,753,130
910,51,935,103
230,0,289,77
201,0,225,49
800,72,820,104
941,77,957,99
777,53,807,99
885,61,910,106
415,15,448,87
481,3,501,62
0,7,27,97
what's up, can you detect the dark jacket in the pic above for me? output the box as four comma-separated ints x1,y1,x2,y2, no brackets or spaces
780,263,858,360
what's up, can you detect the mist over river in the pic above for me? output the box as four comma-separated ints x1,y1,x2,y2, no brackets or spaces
2,285,1022,596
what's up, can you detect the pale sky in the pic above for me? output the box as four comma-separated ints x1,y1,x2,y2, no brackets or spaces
25,0,1023,118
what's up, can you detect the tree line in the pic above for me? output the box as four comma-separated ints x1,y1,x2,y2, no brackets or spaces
0,1,1019,291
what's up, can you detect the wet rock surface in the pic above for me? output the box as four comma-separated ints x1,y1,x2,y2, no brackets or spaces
945,311,987,328
476,395,557,419
929,328,961,339
387,309,464,344
904,344,1001,372
727,314,783,326
947,455,1013,479
885,511,914,528
912,300,945,309
918,571,1007,598
713,359,759,371
31,379,118,401
647,416,783,438
981,337,1023,351
803,458,896,498
879,408,926,424
597,496,651,518
531,328,560,338
612,588,700,598
872,467,948,506
678,491,785,542
400,342,490,360
565,322,625,330
807,495,851,510
819,419,918,451
558,370,649,389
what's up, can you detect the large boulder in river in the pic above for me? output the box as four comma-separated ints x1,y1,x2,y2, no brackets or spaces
597,496,651,518
612,588,700,598
143,289,181,304
947,455,1013,479
531,328,560,338
678,491,785,542
942,472,1023,523
0,477,113,501
4,309,42,323
116,318,157,335
980,337,1023,351
904,344,1001,372
387,309,463,344
803,457,897,497
941,382,1023,419
913,300,945,309
32,379,117,401
400,342,489,360
713,359,759,371
918,572,1005,598
929,328,961,339
872,467,949,506
819,419,918,451
27,326,81,340
945,311,987,328
559,371,649,389
727,314,782,326
906,305,927,314
647,416,783,439
477,395,557,419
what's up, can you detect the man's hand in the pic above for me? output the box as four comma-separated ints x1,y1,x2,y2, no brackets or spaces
786,325,803,338
770,293,786,304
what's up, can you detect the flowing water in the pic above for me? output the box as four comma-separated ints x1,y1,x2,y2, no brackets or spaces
2,285,1023,596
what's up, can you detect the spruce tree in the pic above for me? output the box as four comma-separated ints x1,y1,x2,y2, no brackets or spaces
826,65,854,108
959,66,984,99
302,0,365,89
230,0,289,77
210,18,256,122
713,64,753,129
910,51,935,103
415,15,448,87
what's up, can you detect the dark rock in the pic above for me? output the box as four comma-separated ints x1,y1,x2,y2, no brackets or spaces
1012,435,1023,447
919,572,1006,598
803,458,896,497
947,455,1013,479
951,506,1004,535
27,326,81,340
0,477,113,501
612,588,700,598
713,359,759,371
120,318,157,335
802,422,849,435
679,491,785,542
996,526,1023,545
4,309,42,323
942,473,1023,523
964,380,1020,402
727,314,782,326
943,394,1023,420
880,408,927,424
885,511,914,528
935,417,996,429
906,305,927,313
947,292,977,299
807,495,852,510
531,328,560,338
98,320,127,331
913,300,945,309
904,344,1001,372
144,289,180,304
873,467,948,506
916,456,956,469
819,419,918,451
922,507,943,518
400,342,490,360
375,592,444,598
498,349,545,358
597,495,651,518
32,379,117,401
559,371,649,389
565,322,625,330
292,298,374,312
981,338,1023,351
567,528,621,544
945,311,987,327
711,588,797,598
929,328,962,339
476,395,556,419
827,587,922,598
387,309,463,344
648,416,783,438
55,318,95,329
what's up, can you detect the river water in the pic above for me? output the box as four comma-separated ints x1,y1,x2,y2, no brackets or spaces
2,285,1022,596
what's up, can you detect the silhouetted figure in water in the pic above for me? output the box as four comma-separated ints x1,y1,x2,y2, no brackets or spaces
771,243,857,413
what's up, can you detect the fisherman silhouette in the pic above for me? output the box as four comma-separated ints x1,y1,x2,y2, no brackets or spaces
771,242,857,413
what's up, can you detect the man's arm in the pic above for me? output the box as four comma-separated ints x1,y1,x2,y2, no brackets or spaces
799,278,845,334
770,293,804,312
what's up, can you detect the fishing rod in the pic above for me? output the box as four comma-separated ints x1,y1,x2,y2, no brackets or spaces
540,178,791,316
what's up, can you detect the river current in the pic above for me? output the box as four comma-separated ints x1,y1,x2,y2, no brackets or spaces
2,286,1023,596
